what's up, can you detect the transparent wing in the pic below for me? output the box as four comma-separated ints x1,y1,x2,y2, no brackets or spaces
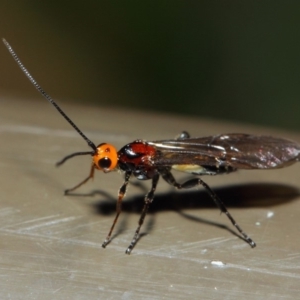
150,133,300,169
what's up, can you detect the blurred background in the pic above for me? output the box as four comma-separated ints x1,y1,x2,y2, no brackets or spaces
0,1,300,131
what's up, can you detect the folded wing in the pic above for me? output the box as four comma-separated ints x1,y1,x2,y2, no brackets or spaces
150,133,300,169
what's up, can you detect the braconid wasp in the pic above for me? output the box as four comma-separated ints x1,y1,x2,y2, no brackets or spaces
4,39,300,254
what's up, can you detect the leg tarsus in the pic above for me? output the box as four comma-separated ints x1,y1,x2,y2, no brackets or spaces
56,151,94,167
65,164,95,194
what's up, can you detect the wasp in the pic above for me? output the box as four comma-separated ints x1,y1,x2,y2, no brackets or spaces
4,39,300,254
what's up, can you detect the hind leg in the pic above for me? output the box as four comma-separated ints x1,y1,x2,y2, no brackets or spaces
160,170,256,248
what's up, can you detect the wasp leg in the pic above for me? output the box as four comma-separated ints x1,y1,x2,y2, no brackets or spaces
56,151,93,166
160,170,256,248
102,171,132,248
175,131,190,140
125,173,160,254
64,163,95,195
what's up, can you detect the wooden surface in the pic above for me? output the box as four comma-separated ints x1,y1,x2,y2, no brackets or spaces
1,96,300,299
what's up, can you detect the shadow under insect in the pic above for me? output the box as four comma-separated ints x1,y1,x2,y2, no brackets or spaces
68,182,299,247
90,182,299,214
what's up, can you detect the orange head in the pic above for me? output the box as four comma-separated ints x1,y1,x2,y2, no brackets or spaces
93,143,118,172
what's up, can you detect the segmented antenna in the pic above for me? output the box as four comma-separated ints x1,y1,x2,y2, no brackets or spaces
2,38,97,152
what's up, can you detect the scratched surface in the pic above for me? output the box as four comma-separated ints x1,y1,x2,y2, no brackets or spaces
1,96,300,300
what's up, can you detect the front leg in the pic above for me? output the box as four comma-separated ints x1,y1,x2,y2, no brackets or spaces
64,163,95,195
160,170,256,248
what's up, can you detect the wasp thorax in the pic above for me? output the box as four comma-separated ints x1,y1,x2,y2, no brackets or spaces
93,143,118,171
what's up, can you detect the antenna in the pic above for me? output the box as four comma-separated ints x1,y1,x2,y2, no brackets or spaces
2,38,97,152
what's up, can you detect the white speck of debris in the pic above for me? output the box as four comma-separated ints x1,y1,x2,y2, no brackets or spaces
267,211,274,218
256,222,261,226
211,261,225,267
